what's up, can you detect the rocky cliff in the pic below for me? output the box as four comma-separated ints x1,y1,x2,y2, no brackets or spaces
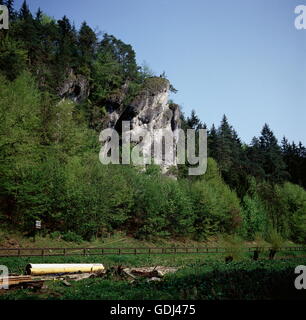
59,69,90,103
101,77,181,173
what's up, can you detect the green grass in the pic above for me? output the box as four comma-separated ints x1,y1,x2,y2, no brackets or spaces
2,247,304,275
0,253,221,275
0,229,298,252
1,230,305,300
0,230,227,249
0,239,305,275
1,257,306,300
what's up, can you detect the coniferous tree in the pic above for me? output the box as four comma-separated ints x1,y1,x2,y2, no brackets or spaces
187,109,202,130
208,124,218,159
78,21,97,66
35,7,42,21
99,33,139,81
213,115,247,193
246,137,266,180
282,137,306,188
216,115,234,172
4,0,16,20
19,0,31,19
258,124,288,183
56,16,78,81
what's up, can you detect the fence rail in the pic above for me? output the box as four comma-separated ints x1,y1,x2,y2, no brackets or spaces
0,246,305,258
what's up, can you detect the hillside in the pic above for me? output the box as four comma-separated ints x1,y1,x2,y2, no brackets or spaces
0,1,306,246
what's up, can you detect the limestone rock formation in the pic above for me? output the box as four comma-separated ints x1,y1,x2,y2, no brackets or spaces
101,77,181,173
59,69,90,103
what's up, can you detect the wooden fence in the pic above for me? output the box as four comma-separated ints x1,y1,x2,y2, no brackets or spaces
0,246,305,257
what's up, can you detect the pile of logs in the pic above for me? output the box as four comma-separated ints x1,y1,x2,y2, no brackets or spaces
0,264,178,291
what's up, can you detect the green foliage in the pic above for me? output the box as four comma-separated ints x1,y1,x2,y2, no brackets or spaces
0,74,244,241
190,158,242,238
129,173,194,239
144,164,162,177
62,231,83,243
142,77,169,95
2,257,306,300
238,178,306,243
0,72,42,228
63,159,134,240
0,37,28,80
92,50,123,102
282,138,306,189
254,232,267,252
266,229,284,251
246,124,288,184
207,115,248,197
0,72,99,234
240,191,270,240
276,182,306,243
49,231,61,240
0,2,305,245
220,234,244,261
78,21,97,68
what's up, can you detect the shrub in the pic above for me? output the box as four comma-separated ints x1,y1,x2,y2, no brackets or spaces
49,231,62,240
266,229,284,252
220,234,244,261
62,231,83,243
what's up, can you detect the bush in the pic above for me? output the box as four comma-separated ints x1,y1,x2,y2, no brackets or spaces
220,234,244,261
266,229,284,251
158,259,306,300
254,232,267,251
62,231,83,243
49,231,62,240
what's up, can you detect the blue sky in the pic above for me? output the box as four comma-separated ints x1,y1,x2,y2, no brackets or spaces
15,0,306,144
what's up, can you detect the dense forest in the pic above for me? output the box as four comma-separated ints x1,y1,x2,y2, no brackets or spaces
0,1,306,243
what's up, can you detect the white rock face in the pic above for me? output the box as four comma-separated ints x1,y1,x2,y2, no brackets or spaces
101,77,181,174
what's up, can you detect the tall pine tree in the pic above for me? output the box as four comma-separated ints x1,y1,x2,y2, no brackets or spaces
258,124,288,183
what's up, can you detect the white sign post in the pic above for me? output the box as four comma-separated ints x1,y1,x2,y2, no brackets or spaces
33,220,41,242
35,220,41,229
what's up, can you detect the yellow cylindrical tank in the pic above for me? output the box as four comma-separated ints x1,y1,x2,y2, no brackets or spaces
26,263,104,275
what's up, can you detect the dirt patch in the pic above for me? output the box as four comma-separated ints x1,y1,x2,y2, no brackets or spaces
1,237,20,248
